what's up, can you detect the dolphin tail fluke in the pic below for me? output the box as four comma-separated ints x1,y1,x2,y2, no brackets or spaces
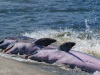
59,42,76,52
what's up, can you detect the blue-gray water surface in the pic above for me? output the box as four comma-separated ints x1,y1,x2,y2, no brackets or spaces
0,0,100,38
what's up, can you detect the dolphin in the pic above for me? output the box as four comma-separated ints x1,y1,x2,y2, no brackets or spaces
0,36,35,50
28,42,100,73
3,38,56,55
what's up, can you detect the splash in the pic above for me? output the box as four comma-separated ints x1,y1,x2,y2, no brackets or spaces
22,25,100,58
84,19,93,39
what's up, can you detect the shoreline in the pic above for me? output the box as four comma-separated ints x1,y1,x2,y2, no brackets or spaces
0,56,56,75
0,53,98,75
0,55,93,75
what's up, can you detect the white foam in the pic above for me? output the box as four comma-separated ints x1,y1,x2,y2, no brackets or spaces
22,28,100,58
93,71,100,75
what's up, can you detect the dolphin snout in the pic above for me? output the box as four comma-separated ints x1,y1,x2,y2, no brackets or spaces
0,40,4,44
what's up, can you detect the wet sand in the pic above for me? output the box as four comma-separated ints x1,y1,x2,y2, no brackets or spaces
0,56,55,75
0,52,97,75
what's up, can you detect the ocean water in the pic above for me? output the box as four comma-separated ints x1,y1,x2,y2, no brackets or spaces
0,0,100,36
0,0,100,74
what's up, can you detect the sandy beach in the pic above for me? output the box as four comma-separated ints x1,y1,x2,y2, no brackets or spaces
0,55,94,75
0,56,56,75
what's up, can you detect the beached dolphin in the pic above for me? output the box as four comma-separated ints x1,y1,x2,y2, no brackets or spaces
28,42,100,73
3,38,56,55
0,36,35,50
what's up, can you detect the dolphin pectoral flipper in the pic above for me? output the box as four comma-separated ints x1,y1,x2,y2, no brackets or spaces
25,50,39,59
34,38,56,47
59,42,76,52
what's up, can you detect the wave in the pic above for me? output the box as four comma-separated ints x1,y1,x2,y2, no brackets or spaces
22,21,100,58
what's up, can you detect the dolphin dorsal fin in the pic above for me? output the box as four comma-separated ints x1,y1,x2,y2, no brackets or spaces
34,38,56,47
59,42,76,52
